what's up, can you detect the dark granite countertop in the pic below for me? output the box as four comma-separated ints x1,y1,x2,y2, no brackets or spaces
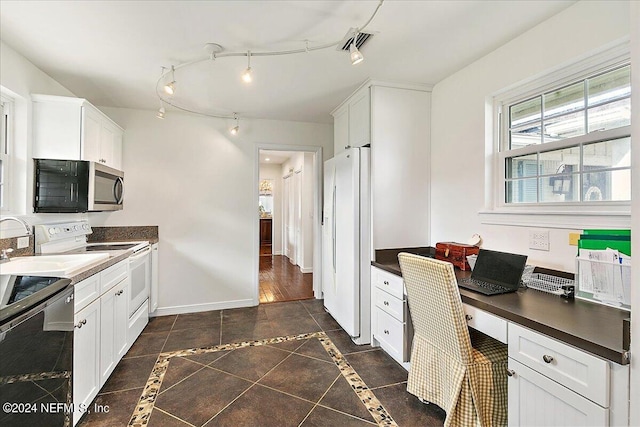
88,226,159,244
372,248,630,365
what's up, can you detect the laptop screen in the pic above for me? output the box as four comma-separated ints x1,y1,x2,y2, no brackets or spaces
471,249,528,288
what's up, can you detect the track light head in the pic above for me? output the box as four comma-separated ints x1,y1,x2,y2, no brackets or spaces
242,51,253,83
350,41,363,65
230,125,239,135
242,67,252,83
163,81,176,95
156,107,166,119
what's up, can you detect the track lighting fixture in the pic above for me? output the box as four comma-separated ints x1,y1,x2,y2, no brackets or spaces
230,114,240,135
242,51,253,83
156,98,166,119
155,0,384,120
164,66,176,95
350,33,364,65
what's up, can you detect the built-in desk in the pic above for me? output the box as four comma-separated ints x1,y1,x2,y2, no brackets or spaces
372,251,631,426
372,259,629,365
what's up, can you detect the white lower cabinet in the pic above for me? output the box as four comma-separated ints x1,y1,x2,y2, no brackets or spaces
507,323,629,427
99,277,129,387
73,260,130,426
73,299,101,426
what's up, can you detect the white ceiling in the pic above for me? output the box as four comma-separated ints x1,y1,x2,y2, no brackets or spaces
0,0,576,124
259,150,293,165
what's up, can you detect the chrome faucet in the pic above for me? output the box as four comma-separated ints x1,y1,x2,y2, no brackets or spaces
0,216,32,236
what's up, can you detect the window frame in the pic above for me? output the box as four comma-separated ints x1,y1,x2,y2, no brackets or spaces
482,42,632,228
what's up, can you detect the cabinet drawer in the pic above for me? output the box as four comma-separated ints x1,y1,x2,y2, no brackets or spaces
74,274,100,313
100,260,128,293
372,267,404,300
375,287,404,322
508,323,610,407
462,303,507,344
374,308,404,362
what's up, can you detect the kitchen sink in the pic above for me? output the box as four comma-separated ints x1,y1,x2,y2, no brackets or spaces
0,253,110,277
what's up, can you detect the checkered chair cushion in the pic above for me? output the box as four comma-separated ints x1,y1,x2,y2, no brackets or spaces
398,253,508,427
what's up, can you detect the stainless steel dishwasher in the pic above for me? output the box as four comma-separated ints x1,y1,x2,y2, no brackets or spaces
0,275,73,427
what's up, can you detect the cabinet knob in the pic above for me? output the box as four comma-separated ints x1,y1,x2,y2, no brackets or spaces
65,294,74,304
383,280,389,286
465,314,473,321
384,329,390,335
506,369,516,377
116,290,124,296
75,319,87,329
383,301,389,306
543,354,554,364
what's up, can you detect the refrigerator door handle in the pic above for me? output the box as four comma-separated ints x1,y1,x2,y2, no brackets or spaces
332,183,337,275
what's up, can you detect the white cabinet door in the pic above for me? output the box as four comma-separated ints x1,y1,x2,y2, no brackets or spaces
508,358,609,427
349,89,370,147
333,105,349,154
81,105,102,163
99,278,128,387
73,298,101,426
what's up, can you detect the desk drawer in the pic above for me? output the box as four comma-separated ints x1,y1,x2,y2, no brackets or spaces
375,287,404,322
462,303,507,344
372,267,404,300
508,323,610,407
374,308,404,362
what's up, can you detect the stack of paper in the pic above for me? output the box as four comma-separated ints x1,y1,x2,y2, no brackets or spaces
577,248,631,307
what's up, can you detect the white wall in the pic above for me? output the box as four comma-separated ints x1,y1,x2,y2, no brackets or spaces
259,163,282,254
430,0,630,272
93,108,332,314
0,41,75,233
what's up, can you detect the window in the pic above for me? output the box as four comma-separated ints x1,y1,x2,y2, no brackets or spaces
0,94,13,212
499,63,631,207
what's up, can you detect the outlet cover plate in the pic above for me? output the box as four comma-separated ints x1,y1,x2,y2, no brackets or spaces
17,236,30,249
529,229,550,251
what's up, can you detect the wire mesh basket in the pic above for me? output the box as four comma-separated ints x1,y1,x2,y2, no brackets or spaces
523,273,575,296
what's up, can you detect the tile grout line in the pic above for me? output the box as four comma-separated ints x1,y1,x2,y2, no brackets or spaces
152,407,196,427
297,373,342,427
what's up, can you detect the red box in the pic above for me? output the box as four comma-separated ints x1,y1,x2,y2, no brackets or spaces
435,242,480,271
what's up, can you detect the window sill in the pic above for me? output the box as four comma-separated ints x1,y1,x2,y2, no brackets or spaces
478,208,631,229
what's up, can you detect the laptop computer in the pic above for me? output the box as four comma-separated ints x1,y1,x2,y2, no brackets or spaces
458,249,528,296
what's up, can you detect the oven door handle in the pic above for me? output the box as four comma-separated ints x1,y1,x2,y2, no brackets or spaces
129,246,151,261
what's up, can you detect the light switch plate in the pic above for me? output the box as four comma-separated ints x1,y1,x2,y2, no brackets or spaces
17,236,30,249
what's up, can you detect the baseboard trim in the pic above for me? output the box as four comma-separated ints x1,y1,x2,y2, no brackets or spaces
151,298,255,317
300,267,313,274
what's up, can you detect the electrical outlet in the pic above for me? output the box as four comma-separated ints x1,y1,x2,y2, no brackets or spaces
17,236,30,249
529,229,550,251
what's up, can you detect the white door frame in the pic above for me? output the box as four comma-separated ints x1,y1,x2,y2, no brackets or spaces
254,144,323,304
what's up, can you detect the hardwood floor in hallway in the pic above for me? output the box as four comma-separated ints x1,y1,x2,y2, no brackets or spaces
259,254,313,303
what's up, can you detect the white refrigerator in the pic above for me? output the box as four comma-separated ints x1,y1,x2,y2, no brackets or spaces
322,146,371,345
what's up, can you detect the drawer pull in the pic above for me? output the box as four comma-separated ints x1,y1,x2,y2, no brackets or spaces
506,369,516,377
542,354,554,364
383,301,389,306
384,329,390,335
75,319,87,329
383,280,389,286
465,314,473,321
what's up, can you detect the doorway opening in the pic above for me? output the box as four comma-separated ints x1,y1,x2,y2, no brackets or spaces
257,148,319,304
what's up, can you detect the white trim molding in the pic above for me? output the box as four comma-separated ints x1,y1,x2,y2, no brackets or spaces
151,298,254,317
478,209,631,229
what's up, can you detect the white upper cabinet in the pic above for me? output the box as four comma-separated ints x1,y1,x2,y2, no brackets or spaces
332,80,432,249
32,94,124,170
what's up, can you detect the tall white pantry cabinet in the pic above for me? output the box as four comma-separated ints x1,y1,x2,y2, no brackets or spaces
330,79,431,356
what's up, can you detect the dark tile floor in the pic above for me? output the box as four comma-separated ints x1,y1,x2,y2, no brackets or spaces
79,299,445,427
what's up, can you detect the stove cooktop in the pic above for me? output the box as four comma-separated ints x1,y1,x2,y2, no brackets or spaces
85,243,139,251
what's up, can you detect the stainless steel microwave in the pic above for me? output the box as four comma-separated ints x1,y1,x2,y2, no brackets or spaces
34,159,124,212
